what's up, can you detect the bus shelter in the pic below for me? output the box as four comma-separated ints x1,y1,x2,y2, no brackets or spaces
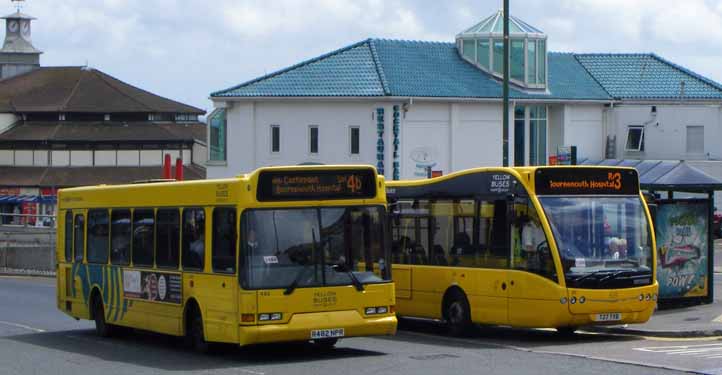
580,159,721,304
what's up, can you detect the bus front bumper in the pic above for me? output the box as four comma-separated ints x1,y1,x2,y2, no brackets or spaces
238,310,397,346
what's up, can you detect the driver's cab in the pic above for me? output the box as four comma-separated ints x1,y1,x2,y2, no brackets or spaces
509,195,557,282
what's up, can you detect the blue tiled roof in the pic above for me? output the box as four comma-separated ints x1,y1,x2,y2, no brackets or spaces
575,53,722,100
212,39,722,101
212,40,387,97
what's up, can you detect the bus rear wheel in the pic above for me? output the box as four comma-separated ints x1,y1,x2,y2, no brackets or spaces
445,293,472,337
92,295,114,338
187,309,210,354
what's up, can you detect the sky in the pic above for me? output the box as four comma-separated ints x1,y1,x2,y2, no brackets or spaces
14,0,722,114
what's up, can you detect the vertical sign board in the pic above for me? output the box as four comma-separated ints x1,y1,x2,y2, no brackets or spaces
655,199,710,300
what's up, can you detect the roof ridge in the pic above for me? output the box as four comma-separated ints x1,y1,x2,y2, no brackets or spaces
89,69,155,113
59,69,85,111
367,39,390,95
211,39,372,97
650,53,722,93
93,69,204,114
572,54,615,99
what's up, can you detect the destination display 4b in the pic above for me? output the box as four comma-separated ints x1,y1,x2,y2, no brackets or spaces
257,169,377,201
534,167,639,195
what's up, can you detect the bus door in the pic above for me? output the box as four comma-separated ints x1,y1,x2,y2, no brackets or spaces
467,198,510,325
59,210,81,315
507,197,562,327
200,207,239,343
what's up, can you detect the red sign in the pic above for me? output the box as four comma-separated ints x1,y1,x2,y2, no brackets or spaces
40,188,58,196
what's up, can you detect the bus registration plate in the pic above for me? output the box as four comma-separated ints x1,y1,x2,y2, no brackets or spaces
594,313,621,322
311,328,345,339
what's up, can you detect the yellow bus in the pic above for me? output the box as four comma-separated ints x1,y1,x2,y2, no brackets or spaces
387,166,658,335
56,165,397,351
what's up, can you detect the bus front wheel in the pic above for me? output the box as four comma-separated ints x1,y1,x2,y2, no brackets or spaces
311,338,338,350
445,293,472,337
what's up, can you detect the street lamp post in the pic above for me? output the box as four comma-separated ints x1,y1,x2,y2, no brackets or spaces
502,0,510,167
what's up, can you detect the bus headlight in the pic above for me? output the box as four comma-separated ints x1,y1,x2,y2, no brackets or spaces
579,296,586,304
570,297,577,304
365,306,389,315
258,313,283,321
652,293,658,301
645,294,651,301
560,297,568,304
638,294,644,301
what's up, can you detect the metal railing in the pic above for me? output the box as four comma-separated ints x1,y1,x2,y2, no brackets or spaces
0,213,56,228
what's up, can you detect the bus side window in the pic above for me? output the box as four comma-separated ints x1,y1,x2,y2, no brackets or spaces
110,209,131,266
64,211,73,262
156,209,180,269
87,209,110,264
132,209,154,267
511,198,555,281
181,208,205,271
482,200,509,269
212,207,237,274
73,214,84,263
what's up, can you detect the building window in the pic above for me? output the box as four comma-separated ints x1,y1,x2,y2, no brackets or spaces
462,39,475,61
309,126,319,154
492,39,504,74
350,127,360,155
209,108,227,162
510,39,525,82
271,125,280,153
529,105,547,165
175,113,197,122
59,113,66,121
477,39,490,69
625,126,645,152
686,126,704,154
514,106,525,166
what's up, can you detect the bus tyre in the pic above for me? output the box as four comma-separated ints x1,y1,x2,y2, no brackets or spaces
445,294,472,337
92,295,114,338
311,338,338,350
188,311,210,354
557,327,577,336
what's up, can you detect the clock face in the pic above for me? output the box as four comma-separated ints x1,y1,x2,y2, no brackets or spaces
7,20,18,33
20,20,29,37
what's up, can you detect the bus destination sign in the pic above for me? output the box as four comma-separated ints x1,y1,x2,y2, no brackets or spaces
535,167,639,195
257,169,376,201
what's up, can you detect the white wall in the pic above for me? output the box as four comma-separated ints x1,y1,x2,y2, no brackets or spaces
51,151,70,166
563,104,605,160
70,150,92,166
208,101,378,179
192,142,206,166
613,104,720,160
454,103,502,170
33,150,48,166
0,149,12,165
140,150,162,166
14,150,33,166
94,150,116,166
403,103,450,178
117,151,140,166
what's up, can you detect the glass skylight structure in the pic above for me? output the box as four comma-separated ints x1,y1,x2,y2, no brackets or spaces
456,10,547,89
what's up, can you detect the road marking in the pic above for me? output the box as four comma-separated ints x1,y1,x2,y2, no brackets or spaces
0,320,46,333
635,343,722,360
713,314,722,323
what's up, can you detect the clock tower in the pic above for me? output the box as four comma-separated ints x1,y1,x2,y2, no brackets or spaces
0,0,41,79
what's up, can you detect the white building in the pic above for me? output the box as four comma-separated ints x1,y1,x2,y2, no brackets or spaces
207,11,722,185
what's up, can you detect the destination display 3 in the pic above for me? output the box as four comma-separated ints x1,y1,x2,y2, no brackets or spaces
534,167,639,195
257,169,376,201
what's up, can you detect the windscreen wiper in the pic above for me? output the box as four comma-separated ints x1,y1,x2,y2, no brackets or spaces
571,269,618,284
284,265,310,295
346,268,365,292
